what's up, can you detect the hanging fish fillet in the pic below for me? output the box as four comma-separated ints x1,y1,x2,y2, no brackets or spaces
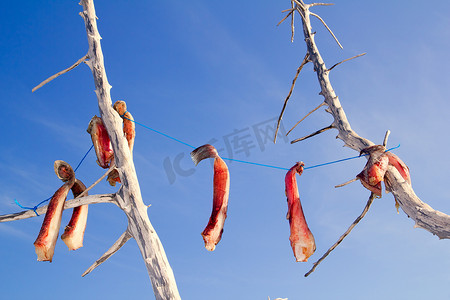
60,179,88,251
191,144,230,251
107,100,136,186
285,162,315,262
356,145,389,197
87,115,114,169
34,161,75,262
113,100,135,153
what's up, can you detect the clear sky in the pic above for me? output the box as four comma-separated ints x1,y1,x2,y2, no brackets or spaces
1,1,450,299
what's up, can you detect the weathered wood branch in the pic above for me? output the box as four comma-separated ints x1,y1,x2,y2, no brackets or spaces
82,229,132,277
327,52,366,72
274,53,310,143
32,54,88,92
296,1,450,238
305,193,376,277
286,102,325,136
290,124,334,144
0,193,116,223
79,1,181,298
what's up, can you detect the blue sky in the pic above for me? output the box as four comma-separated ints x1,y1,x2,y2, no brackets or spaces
1,1,450,299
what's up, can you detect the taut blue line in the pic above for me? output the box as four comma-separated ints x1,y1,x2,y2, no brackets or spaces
74,144,94,172
222,157,290,171
304,144,401,170
14,143,94,215
125,117,196,149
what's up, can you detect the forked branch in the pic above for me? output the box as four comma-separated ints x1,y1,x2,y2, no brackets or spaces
295,2,450,238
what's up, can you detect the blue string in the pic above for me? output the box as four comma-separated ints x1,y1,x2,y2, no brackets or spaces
125,115,402,171
222,157,290,171
74,144,94,172
14,144,94,215
304,144,401,170
124,117,196,149
14,198,50,216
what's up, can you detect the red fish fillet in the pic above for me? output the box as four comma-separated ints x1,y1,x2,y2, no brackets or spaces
191,144,230,251
285,162,315,262
357,145,389,196
87,115,114,168
61,179,88,251
113,100,135,154
34,161,75,262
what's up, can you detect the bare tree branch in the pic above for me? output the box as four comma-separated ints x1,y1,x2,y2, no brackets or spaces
309,12,343,49
297,4,450,238
0,193,116,223
327,52,366,72
277,9,294,27
286,102,325,136
305,193,376,277
274,53,310,143
82,230,133,277
308,3,334,7
290,0,295,42
79,1,181,298
32,54,88,92
335,178,357,188
290,124,334,144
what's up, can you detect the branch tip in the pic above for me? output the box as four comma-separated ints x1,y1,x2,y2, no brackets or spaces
82,230,132,277
290,124,334,144
327,53,366,72
305,193,376,277
309,12,343,49
274,53,310,143
32,54,88,92
286,102,325,136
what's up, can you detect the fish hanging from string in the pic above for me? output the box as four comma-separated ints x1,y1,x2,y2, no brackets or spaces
191,144,230,251
285,162,316,262
34,161,75,262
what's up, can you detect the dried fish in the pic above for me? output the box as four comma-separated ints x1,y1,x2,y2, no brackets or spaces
285,162,315,262
191,144,230,251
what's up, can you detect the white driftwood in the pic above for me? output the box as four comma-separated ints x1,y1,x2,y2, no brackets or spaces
0,194,116,223
296,1,450,239
79,1,181,299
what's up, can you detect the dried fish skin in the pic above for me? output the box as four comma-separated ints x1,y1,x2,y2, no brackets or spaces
87,115,114,169
34,161,75,262
285,162,315,262
61,179,88,251
191,144,230,251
